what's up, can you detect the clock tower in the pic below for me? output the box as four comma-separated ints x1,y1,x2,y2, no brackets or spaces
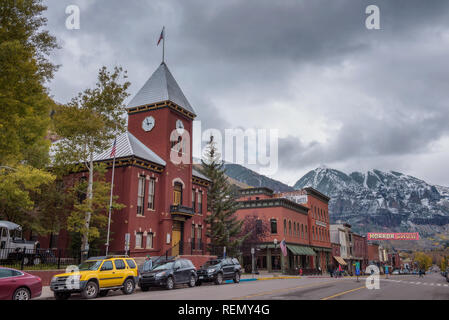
126,62,198,255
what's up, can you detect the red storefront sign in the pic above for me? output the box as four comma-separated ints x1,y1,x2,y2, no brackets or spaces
367,232,420,240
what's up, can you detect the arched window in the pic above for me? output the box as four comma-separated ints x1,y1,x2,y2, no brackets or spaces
173,182,183,205
293,222,296,237
284,219,287,235
289,221,292,236
301,224,304,239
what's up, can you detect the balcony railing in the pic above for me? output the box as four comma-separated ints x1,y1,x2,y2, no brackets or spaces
170,205,194,217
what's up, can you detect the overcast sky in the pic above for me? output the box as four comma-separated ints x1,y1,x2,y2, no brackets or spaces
43,0,449,187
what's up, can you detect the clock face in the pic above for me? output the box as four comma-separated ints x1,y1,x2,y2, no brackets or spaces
142,116,155,132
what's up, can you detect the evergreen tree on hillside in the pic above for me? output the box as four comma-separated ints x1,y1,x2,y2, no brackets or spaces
200,136,245,257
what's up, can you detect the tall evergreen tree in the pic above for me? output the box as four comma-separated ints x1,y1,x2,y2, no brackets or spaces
200,136,245,257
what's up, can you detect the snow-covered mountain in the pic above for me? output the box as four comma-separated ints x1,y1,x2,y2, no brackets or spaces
293,167,449,242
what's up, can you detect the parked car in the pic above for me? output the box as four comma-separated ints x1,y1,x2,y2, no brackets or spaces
196,258,242,285
50,255,138,300
392,269,400,275
138,258,197,291
0,267,42,300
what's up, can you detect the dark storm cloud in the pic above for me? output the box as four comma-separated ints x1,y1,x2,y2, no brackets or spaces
43,0,449,185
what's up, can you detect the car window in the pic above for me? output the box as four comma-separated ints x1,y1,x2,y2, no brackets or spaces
79,260,102,271
187,260,195,269
126,259,136,269
0,269,13,278
232,258,239,265
114,259,126,270
153,262,174,271
174,260,182,269
181,260,192,268
101,261,113,271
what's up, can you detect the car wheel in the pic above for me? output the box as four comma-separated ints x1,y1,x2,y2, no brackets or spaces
32,256,42,265
122,278,135,295
99,290,109,297
54,292,71,300
215,272,223,285
81,281,98,299
196,280,202,286
166,276,174,290
233,272,240,283
13,287,30,300
141,285,150,292
188,275,196,287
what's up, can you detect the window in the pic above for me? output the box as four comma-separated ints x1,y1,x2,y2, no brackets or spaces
256,220,262,233
270,219,277,234
288,221,292,235
126,259,136,269
197,225,202,248
146,233,153,249
301,224,304,239
114,259,126,270
305,225,308,239
192,189,196,212
148,178,155,210
284,219,287,235
293,223,296,237
198,191,203,214
137,175,146,215
135,232,143,248
173,182,183,205
312,226,315,240
181,260,190,268
101,261,113,271
191,224,196,249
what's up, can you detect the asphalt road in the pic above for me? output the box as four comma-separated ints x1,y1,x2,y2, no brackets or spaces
43,273,449,300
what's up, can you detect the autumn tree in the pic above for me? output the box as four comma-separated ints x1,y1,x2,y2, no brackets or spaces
0,165,55,229
238,214,270,259
0,0,58,230
200,136,245,257
66,165,125,253
0,0,58,165
53,66,130,258
413,252,433,271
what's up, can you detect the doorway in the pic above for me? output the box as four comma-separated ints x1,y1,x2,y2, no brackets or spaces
171,220,183,256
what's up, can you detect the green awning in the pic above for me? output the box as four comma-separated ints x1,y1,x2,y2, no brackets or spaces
287,244,316,256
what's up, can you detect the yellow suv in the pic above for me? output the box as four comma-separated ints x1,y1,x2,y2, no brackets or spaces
50,255,138,300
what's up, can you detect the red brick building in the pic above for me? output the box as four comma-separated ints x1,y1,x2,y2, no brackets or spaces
235,187,332,274
40,62,212,262
352,233,368,272
367,243,380,264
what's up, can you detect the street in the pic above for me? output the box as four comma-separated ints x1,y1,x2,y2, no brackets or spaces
39,273,449,300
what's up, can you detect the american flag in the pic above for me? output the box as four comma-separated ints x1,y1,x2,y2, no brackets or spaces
280,239,287,257
110,138,117,158
157,27,165,46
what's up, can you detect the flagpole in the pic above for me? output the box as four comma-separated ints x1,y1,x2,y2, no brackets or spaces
162,26,165,63
105,136,117,256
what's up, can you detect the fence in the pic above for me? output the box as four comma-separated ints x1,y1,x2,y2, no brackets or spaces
0,247,79,271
